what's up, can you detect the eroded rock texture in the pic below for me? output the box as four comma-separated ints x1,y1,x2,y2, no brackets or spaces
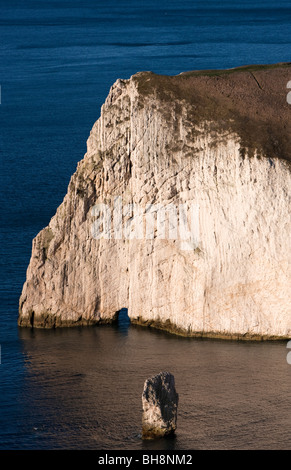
142,372,178,439
19,64,291,338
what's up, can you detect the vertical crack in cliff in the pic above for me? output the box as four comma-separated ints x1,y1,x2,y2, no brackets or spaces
249,71,263,90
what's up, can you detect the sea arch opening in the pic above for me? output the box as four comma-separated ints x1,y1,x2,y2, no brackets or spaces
116,308,131,332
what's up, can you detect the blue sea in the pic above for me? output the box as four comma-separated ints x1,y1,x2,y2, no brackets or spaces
0,0,291,450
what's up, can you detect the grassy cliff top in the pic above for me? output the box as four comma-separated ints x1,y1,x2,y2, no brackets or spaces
134,63,291,162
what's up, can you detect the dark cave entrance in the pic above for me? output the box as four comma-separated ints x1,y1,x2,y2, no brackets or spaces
116,308,131,332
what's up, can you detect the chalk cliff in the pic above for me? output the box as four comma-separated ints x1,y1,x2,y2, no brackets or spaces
19,64,291,339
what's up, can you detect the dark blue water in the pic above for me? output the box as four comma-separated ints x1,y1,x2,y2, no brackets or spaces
0,0,291,449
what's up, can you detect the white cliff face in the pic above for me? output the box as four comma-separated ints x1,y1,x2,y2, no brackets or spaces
19,70,291,338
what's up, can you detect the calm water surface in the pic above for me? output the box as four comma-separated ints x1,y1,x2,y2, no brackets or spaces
1,323,291,450
0,0,290,449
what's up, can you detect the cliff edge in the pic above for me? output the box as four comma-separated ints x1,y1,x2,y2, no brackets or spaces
19,63,291,339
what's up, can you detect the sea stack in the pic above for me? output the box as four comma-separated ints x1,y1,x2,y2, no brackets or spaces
142,371,179,439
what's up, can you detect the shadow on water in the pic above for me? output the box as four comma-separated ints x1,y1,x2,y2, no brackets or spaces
141,433,178,451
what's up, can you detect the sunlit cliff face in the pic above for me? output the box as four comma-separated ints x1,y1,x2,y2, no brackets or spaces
19,65,291,339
